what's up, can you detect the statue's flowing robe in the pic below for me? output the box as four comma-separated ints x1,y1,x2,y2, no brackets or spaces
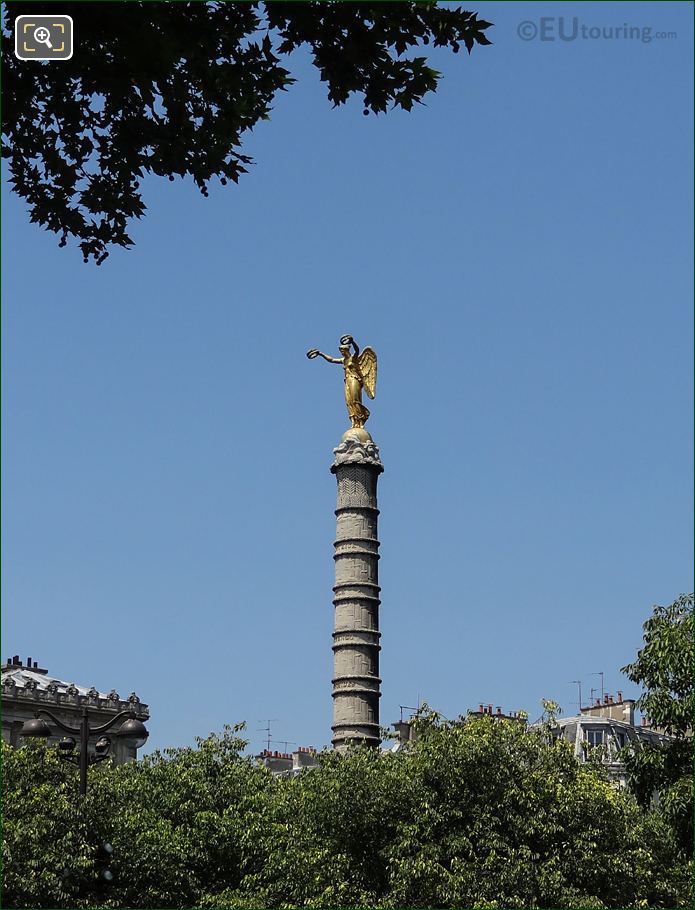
344,358,370,428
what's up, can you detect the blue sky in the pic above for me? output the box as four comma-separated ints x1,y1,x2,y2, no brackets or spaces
2,1,692,755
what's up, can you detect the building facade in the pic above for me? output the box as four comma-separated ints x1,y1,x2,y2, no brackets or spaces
391,695,669,789
542,693,670,788
392,703,525,748
1,655,149,765
256,745,320,776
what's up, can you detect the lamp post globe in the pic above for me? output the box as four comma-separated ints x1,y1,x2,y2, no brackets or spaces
116,717,149,749
20,717,52,738
94,736,111,756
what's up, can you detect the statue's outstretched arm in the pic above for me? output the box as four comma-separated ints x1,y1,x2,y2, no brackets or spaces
307,349,342,364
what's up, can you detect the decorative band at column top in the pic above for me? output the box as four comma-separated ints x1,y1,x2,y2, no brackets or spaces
332,689,383,700
332,646,381,657
333,536,380,546
332,634,381,645
335,506,380,516
332,735,381,745
333,597,381,609
334,551,380,563
332,673,382,685
332,686,382,698
330,459,384,475
332,627,382,638
332,734,380,742
333,581,380,592
333,633,379,644
334,542,379,550
332,645,381,654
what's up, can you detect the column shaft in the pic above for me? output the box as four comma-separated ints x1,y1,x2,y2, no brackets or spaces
330,443,383,750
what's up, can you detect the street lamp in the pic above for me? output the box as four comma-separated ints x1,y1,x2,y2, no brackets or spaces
21,705,149,795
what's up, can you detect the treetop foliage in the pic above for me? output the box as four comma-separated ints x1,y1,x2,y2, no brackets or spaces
3,710,692,909
1,1,492,263
621,592,693,738
619,593,694,857
4,598,692,907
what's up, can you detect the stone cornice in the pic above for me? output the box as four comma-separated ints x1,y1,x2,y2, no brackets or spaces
0,682,149,717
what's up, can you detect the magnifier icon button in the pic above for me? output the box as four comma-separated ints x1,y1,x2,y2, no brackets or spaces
34,26,53,49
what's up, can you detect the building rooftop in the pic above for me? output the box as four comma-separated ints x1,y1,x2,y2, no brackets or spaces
1,656,147,713
546,713,671,743
2,665,111,698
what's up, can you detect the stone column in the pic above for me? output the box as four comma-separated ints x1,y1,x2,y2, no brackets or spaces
330,430,383,750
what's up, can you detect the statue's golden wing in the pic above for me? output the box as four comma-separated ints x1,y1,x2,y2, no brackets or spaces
358,347,377,399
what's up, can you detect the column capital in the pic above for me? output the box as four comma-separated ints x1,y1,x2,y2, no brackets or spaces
331,431,384,472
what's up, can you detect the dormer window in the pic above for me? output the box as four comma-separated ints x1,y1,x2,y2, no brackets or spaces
585,728,604,747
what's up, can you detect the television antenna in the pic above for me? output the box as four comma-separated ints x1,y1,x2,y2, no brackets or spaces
569,680,583,712
589,672,605,701
275,740,296,752
257,719,279,752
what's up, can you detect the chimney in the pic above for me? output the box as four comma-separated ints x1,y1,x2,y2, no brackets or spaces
622,699,635,726
617,690,622,702
496,707,502,715
13,655,20,665
479,704,484,713
488,704,493,714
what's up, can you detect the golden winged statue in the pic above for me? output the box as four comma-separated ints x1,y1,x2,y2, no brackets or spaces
307,335,377,430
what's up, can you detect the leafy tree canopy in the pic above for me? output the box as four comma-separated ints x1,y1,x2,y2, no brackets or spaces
621,592,693,738
3,713,692,909
2,1,492,263
620,593,694,856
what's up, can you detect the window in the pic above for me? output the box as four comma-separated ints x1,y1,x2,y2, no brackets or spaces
585,728,604,747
